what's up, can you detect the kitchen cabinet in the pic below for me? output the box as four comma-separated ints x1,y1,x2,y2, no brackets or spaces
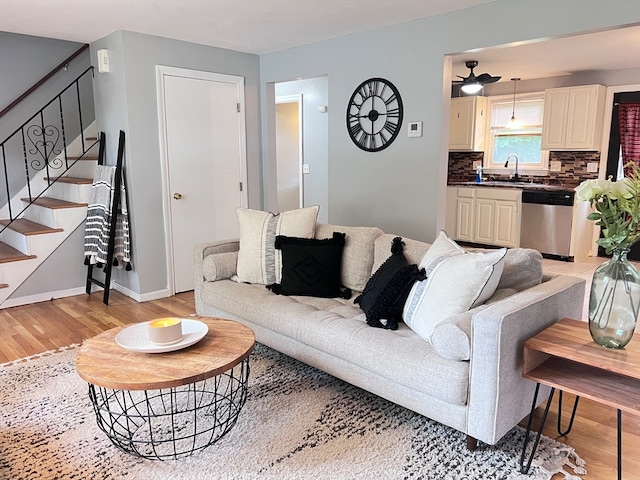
449,96,487,151
446,186,521,248
541,84,606,150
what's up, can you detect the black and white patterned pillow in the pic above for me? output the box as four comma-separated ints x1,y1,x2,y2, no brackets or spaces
235,206,319,285
267,232,349,298
354,237,426,330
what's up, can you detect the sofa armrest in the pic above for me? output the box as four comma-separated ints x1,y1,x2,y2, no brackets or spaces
465,274,585,445
194,239,240,286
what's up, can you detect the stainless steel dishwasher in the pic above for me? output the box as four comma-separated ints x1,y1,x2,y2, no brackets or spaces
519,190,575,259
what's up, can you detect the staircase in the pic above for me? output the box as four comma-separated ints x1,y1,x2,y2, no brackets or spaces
0,134,98,307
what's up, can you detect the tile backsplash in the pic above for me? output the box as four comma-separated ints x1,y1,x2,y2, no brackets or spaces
447,151,601,187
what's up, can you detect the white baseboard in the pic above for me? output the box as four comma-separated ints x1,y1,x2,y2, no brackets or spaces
112,283,172,303
1,283,171,309
1,287,89,309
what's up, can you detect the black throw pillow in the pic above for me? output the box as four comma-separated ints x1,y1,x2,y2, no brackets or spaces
354,237,426,330
266,232,350,298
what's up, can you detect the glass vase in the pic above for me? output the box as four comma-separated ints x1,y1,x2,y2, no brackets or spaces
588,250,640,349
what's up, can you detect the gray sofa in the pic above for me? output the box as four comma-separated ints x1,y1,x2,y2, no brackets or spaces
193,223,585,447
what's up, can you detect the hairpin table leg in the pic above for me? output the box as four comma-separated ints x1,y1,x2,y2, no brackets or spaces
519,384,556,474
617,409,622,480
556,390,580,436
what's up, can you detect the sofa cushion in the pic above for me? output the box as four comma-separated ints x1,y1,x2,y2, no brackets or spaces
267,232,346,298
496,248,544,291
354,237,425,330
315,224,384,292
236,206,319,285
403,231,507,341
202,251,238,282
199,280,470,406
372,234,430,272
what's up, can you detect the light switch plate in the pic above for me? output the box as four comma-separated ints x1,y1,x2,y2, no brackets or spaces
407,122,422,137
587,162,599,173
550,161,562,172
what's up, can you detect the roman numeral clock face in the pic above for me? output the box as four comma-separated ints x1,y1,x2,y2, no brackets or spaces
346,78,403,152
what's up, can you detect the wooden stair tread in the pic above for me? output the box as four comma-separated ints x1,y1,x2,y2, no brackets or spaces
0,242,36,264
67,155,98,161
0,219,63,235
21,197,87,209
46,176,93,185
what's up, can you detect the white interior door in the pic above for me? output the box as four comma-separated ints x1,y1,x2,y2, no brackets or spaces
158,67,247,293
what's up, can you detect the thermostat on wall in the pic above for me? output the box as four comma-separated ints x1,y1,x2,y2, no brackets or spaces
407,121,422,137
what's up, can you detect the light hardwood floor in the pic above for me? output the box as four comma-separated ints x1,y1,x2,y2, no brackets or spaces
0,259,638,479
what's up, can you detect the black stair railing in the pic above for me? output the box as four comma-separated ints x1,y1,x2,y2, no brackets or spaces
0,66,97,234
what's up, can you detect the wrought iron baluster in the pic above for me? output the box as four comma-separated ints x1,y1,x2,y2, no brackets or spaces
58,95,68,175
76,79,85,153
21,126,32,204
1,144,11,222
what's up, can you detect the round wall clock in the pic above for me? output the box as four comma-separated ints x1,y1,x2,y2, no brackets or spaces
346,77,403,152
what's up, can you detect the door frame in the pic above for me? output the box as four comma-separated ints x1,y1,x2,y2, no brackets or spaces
591,83,640,255
275,93,304,209
156,65,248,294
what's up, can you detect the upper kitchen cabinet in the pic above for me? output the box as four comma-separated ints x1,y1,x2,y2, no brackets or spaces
449,96,487,151
541,84,606,151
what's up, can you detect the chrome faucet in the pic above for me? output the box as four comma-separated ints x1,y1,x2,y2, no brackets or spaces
504,153,520,181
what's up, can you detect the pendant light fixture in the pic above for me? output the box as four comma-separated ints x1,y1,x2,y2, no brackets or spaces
506,78,521,129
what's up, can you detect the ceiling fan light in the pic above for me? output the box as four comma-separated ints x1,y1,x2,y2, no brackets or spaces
461,82,483,94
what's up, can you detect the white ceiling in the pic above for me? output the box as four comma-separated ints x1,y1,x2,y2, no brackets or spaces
0,0,495,55
0,0,638,83
451,26,640,82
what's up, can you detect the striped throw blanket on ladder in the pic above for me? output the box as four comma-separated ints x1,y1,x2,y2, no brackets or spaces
84,165,132,270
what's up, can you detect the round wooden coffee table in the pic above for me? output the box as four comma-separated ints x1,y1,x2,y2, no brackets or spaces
75,317,255,460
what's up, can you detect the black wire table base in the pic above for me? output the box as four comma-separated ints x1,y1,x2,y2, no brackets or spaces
87,359,250,460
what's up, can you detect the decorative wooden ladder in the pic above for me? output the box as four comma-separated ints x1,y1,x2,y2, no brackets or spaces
85,130,126,305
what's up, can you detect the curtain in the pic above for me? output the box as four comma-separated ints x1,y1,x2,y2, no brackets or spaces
618,102,640,174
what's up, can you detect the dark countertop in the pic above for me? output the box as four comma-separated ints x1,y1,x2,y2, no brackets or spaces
448,181,576,193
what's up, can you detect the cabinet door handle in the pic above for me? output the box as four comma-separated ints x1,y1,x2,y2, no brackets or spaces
173,193,183,200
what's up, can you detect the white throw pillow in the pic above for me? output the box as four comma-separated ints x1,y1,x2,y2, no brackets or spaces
403,231,507,341
236,206,319,285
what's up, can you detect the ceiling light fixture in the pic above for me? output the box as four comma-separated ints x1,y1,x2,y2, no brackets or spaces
460,82,483,94
506,78,521,129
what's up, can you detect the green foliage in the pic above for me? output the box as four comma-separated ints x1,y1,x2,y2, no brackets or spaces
576,163,640,254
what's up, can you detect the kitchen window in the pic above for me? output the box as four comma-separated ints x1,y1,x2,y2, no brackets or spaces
485,93,548,172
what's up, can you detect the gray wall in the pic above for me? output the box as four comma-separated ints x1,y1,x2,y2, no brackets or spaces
275,77,329,223
0,32,90,138
91,31,261,297
259,0,640,243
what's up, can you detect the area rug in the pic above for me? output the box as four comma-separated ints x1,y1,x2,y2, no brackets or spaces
0,344,586,480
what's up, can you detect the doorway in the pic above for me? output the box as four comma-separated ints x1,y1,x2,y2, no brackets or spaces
156,66,248,293
275,94,303,212
267,77,329,222
604,90,640,261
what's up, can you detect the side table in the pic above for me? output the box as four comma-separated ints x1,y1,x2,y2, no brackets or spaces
75,317,255,460
519,317,639,480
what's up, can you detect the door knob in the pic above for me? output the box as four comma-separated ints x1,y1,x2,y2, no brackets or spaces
173,193,183,200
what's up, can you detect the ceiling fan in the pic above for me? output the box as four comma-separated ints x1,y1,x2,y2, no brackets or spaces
453,60,502,93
